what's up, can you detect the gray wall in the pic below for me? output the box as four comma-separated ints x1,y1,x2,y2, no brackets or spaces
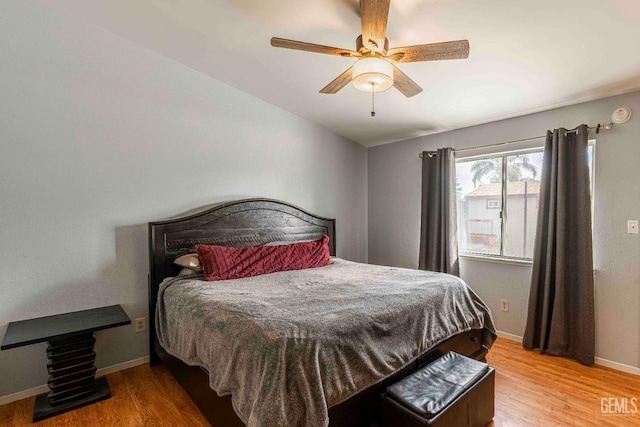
369,91,640,370
0,2,367,397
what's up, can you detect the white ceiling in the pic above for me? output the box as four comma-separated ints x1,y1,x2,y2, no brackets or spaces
44,0,640,146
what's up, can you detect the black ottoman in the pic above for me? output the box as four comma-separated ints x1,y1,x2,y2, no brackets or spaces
380,351,495,427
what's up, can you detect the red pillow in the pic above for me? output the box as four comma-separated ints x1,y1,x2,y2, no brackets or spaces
196,235,331,281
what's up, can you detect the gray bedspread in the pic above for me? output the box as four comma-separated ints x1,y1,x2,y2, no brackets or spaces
156,258,496,427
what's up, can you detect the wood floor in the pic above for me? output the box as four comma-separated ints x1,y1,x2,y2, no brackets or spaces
1,338,639,426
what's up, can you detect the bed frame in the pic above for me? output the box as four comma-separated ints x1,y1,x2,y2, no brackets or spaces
148,198,490,427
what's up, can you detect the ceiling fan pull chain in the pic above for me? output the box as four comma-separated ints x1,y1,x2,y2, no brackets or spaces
371,82,376,117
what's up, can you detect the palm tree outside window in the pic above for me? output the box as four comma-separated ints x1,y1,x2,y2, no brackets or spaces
470,154,539,187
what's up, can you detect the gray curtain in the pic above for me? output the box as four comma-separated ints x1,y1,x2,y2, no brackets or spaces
523,124,595,365
418,147,459,275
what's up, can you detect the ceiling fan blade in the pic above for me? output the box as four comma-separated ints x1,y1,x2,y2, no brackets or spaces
392,65,423,98
386,40,469,63
360,0,390,53
271,37,358,57
320,67,353,94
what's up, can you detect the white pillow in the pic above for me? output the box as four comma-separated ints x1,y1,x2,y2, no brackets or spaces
174,253,202,272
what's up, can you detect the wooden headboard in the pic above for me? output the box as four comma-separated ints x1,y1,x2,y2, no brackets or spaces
147,198,336,363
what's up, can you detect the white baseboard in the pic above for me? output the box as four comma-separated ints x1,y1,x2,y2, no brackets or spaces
595,357,640,376
95,356,150,377
495,330,523,342
0,356,149,406
494,330,640,376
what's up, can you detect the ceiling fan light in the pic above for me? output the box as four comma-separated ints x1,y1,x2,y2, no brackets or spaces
352,57,394,92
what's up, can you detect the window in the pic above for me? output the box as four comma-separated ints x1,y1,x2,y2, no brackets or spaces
456,145,594,261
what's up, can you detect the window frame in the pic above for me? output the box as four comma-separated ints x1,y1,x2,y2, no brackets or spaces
456,141,596,264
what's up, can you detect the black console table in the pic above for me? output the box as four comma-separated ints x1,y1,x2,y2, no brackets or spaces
1,304,131,421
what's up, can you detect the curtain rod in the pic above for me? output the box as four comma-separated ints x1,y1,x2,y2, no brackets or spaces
418,122,613,158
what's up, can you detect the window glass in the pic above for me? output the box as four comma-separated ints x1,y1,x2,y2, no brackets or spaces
504,152,544,258
456,144,594,261
456,157,503,256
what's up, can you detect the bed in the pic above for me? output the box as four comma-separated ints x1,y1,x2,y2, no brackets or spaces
148,198,496,427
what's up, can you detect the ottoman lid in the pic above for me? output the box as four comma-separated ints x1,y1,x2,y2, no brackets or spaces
386,351,489,417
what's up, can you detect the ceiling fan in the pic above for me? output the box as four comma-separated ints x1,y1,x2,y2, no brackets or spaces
271,0,469,99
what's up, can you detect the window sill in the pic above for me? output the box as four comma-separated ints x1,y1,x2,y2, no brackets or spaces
459,254,533,266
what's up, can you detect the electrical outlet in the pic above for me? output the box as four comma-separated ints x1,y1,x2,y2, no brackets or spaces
499,299,509,312
134,317,147,333
628,220,639,235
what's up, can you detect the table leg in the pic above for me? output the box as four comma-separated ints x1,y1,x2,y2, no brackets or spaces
33,333,111,421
